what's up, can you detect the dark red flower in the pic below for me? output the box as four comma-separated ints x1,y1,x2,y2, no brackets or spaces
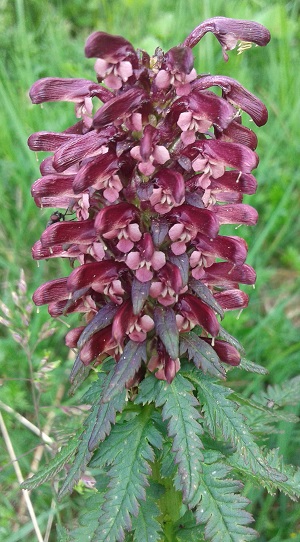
29,17,269,383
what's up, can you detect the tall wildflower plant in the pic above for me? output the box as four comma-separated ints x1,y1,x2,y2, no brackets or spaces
23,18,300,541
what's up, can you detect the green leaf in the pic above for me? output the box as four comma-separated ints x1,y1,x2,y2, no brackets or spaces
89,407,163,542
77,304,118,348
229,448,300,501
194,451,258,542
187,370,287,486
230,392,299,424
251,375,300,407
88,387,126,452
153,306,179,359
238,357,269,374
69,493,105,541
132,481,163,542
102,340,146,403
180,332,226,379
154,374,204,506
59,372,126,499
21,430,81,490
69,354,91,395
80,365,113,403
174,510,205,541
263,448,300,500
190,279,224,319
135,374,161,405
57,525,71,542
160,440,177,479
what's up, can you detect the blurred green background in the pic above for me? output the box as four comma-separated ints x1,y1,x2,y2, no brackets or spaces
0,0,299,540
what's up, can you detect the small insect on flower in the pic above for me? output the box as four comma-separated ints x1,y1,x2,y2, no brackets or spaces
46,209,75,228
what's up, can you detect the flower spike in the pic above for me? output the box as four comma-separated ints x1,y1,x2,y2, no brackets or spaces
29,17,269,384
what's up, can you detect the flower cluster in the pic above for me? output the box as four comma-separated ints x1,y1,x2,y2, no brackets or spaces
29,17,270,384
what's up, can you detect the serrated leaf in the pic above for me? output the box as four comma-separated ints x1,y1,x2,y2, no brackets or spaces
263,448,300,500
77,303,118,348
88,388,126,452
174,510,205,541
59,371,126,499
80,366,113,404
69,493,105,541
102,340,146,403
252,375,300,407
69,354,91,394
154,374,204,506
187,370,287,486
132,481,163,542
229,448,300,501
153,306,179,359
160,440,177,479
194,450,258,542
231,392,299,424
21,430,81,490
135,374,161,405
180,332,225,379
238,357,268,374
89,407,163,542
190,279,224,319
57,525,71,542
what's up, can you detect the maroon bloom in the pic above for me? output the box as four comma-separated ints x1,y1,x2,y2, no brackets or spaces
29,17,269,384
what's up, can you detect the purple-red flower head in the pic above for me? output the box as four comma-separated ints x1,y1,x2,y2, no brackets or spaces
29,17,269,384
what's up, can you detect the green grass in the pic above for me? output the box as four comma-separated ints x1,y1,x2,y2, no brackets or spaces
0,0,299,540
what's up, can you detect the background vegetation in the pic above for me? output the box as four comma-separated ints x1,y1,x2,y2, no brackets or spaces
0,0,299,540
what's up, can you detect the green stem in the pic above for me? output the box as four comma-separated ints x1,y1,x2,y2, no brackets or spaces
152,459,183,540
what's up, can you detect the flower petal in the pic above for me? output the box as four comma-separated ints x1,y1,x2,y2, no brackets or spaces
184,17,270,58
72,151,119,193
29,77,106,104
32,278,69,306
40,220,96,248
67,261,127,293
213,203,258,226
214,289,249,311
93,88,148,129
192,75,268,126
178,293,220,337
85,31,135,61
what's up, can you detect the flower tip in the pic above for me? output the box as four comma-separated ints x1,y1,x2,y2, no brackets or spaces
84,31,135,59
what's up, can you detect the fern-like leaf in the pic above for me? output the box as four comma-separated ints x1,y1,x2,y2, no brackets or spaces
194,451,258,542
69,493,105,541
229,448,300,501
21,430,81,490
180,332,226,379
59,372,126,499
102,340,146,403
153,373,204,507
135,373,161,405
238,357,268,374
251,375,300,407
131,481,163,542
187,370,286,485
89,406,163,542
174,510,205,541
231,392,299,425
69,356,91,394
